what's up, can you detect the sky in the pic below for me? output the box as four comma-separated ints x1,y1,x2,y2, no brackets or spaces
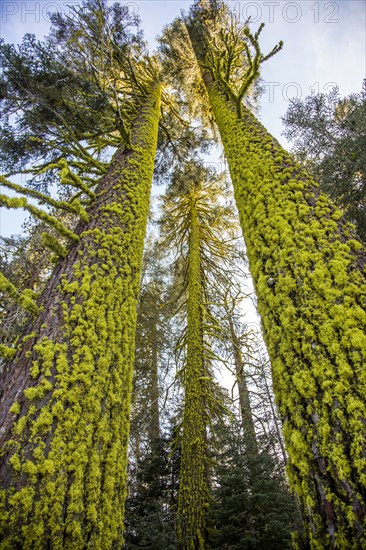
0,0,365,238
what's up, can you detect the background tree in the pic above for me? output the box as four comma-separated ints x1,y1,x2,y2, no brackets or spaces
0,225,52,352
128,236,177,471
162,163,215,548
209,416,302,550
124,429,180,550
125,232,181,549
282,81,366,239
219,283,259,456
161,158,242,548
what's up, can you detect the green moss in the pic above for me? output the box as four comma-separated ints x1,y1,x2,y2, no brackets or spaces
0,194,79,243
41,233,68,259
9,454,21,474
9,402,21,415
0,345,16,360
0,82,161,548
0,176,89,224
0,273,39,315
177,199,211,549
203,82,366,547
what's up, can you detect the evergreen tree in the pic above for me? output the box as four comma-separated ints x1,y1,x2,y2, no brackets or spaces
0,82,161,548
210,417,302,549
0,2,162,545
161,161,233,548
163,165,212,549
131,250,163,450
125,236,181,548
0,227,51,350
129,237,176,467
282,81,366,239
160,2,366,545
221,286,259,456
124,432,179,550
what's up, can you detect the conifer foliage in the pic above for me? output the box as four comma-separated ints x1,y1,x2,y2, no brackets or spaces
209,418,302,550
282,82,366,239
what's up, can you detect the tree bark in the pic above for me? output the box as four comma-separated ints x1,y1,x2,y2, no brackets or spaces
0,81,161,549
177,200,209,550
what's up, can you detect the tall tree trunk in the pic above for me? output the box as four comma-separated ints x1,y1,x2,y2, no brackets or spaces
196,74,366,546
227,314,258,456
177,200,209,550
0,81,161,549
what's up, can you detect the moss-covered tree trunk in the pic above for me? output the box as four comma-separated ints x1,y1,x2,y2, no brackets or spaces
199,79,366,547
0,81,161,549
227,315,258,456
177,200,209,550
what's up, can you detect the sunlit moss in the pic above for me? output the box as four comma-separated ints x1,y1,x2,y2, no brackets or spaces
0,82,161,548
177,199,210,549
205,82,366,547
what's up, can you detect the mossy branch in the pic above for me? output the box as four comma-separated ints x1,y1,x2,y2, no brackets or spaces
0,194,79,243
0,176,89,223
41,233,68,260
188,14,283,118
0,272,39,315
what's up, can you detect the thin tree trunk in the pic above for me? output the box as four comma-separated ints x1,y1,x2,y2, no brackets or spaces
177,200,209,550
197,74,366,546
149,309,161,442
259,357,287,466
227,314,258,456
0,81,161,548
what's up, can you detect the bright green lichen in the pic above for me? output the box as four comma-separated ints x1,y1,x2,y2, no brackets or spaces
0,194,79,243
0,176,89,223
41,233,68,259
204,83,366,546
0,81,161,548
9,402,21,415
